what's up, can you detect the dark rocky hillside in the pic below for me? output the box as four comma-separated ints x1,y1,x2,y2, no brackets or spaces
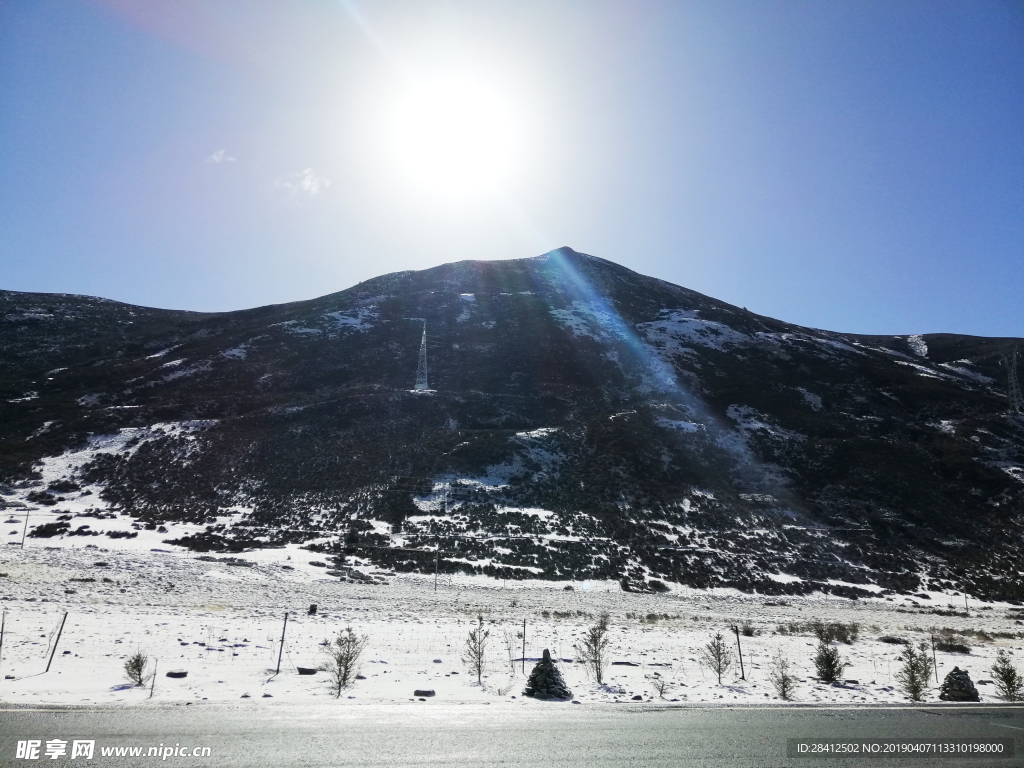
3,248,1023,600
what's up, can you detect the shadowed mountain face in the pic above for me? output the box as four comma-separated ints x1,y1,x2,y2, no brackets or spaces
3,248,1024,599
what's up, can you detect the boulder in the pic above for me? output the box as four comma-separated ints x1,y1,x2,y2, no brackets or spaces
939,667,980,702
523,649,572,701
413,689,435,697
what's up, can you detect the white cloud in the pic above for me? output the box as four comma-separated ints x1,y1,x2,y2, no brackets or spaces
207,149,236,163
274,168,330,197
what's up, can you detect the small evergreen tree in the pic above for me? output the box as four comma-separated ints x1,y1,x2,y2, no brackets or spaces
813,641,848,683
462,615,489,685
123,648,151,687
991,650,1024,702
769,651,797,700
895,641,933,701
700,632,733,685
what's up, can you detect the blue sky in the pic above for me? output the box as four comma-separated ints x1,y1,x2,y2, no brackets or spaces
1,0,1021,336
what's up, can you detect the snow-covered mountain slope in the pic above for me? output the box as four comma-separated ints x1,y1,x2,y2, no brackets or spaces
3,248,1024,600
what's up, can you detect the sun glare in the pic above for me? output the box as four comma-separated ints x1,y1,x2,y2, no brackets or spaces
391,77,517,198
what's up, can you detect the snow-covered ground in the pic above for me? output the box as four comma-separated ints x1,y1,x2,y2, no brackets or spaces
2,533,1022,708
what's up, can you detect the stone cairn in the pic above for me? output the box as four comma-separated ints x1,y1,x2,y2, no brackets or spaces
939,667,980,702
523,649,572,701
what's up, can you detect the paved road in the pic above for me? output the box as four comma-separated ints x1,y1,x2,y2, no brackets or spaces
2,703,1022,768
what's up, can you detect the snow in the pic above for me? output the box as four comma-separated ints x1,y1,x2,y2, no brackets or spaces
726,405,804,443
796,388,822,411
325,308,377,332
654,417,701,433
893,360,948,380
1,543,1020,707
908,335,928,358
938,361,994,384
638,310,749,353
456,296,476,323
549,302,627,343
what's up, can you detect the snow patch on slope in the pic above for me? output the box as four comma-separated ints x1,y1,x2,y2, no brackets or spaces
908,335,928,357
638,310,749,353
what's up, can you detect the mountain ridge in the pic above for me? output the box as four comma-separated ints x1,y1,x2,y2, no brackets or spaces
3,248,1023,600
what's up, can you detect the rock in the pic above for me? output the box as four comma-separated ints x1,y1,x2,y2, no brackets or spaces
631,695,643,700
240,693,250,698
413,689,435,697
523,649,572,701
165,670,188,679
262,693,272,698
296,667,318,675
307,604,317,615
939,667,980,702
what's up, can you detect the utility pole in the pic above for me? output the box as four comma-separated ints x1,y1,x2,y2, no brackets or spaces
20,511,30,549
0,610,5,676
522,619,527,675
275,613,289,676
930,635,938,683
150,659,158,698
434,541,440,592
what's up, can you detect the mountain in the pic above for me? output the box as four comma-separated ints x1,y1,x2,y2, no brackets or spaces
3,248,1024,600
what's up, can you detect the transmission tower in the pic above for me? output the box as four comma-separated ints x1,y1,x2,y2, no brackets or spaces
1003,347,1023,414
414,322,429,390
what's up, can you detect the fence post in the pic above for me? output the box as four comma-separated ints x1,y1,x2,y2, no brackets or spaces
275,613,289,675
46,613,68,673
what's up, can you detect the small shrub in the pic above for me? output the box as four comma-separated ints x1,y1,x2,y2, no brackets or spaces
700,632,733,685
878,635,909,645
812,620,859,644
741,621,757,637
648,675,669,699
934,631,971,654
991,650,1024,702
768,651,797,700
123,649,151,687
321,627,369,698
813,641,848,683
895,642,933,701
574,612,611,684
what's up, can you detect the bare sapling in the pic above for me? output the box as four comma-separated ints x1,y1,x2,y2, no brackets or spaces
648,673,670,699
123,648,152,687
502,628,518,676
700,632,733,685
574,612,611,685
320,627,369,698
463,614,489,685
768,651,797,700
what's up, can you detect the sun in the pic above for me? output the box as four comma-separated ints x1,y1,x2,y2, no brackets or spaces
391,77,517,198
